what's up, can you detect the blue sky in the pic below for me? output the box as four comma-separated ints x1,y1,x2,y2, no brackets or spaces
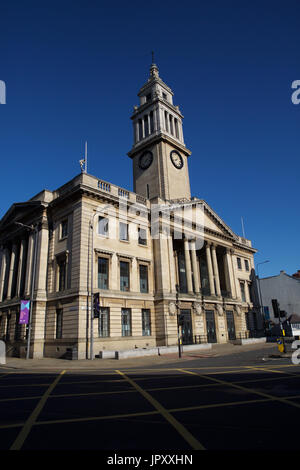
0,0,299,278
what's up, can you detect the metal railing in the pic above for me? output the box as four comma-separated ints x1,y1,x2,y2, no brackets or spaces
194,334,208,344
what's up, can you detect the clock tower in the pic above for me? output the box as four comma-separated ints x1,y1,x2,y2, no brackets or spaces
128,61,192,201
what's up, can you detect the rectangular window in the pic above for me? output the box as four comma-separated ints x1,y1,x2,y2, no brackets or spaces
244,259,250,272
58,258,66,291
56,309,63,339
240,282,246,302
162,92,167,100
61,220,68,239
237,257,242,270
146,93,151,102
120,261,130,291
98,216,109,236
139,264,148,293
121,308,131,336
119,222,129,241
142,309,151,336
98,307,109,337
138,227,147,245
98,257,109,289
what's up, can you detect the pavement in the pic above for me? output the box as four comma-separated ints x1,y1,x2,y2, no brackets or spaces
0,341,279,371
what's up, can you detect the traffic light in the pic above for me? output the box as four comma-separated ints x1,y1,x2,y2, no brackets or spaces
93,293,100,318
271,299,280,318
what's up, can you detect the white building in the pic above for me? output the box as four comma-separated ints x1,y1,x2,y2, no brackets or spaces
259,270,300,325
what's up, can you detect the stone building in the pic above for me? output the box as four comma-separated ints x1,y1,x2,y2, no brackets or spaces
0,62,259,359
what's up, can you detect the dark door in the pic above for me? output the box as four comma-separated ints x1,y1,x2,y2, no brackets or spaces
180,309,193,345
205,310,217,343
226,310,236,340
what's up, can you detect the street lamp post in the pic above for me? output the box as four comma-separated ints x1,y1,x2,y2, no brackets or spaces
175,284,182,358
15,222,38,360
89,207,110,360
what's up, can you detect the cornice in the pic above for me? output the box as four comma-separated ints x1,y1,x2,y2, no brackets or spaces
128,132,191,158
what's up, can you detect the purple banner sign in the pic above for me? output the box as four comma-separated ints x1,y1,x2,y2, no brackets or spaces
20,300,30,325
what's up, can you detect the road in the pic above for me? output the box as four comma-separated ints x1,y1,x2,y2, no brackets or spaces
0,344,300,452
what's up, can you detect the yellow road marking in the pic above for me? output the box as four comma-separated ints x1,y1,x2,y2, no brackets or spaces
10,370,66,450
245,366,300,377
2,392,300,431
0,371,298,404
115,369,205,450
177,369,300,411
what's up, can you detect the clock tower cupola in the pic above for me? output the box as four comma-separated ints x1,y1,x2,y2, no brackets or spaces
128,60,192,201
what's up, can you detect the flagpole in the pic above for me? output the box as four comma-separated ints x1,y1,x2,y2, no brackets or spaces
85,141,88,174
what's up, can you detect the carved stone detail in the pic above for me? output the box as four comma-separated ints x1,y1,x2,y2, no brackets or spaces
169,302,176,316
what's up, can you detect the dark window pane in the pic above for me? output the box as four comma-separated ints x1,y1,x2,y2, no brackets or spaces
139,265,148,293
56,309,63,339
98,257,108,289
121,308,131,336
142,309,151,336
240,282,246,302
120,261,130,291
99,307,109,337
61,220,68,238
58,258,66,291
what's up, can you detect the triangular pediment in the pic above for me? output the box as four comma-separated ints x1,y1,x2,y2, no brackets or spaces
198,199,238,240
0,201,46,230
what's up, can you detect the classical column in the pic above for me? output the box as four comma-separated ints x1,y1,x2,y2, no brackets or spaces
16,239,26,298
184,238,193,294
153,106,158,131
168,237,176,293
0,247,8,301
131,257,138,292
7,244,17,300
225,248,236,298
35,223,49,296
211,243,221,296
24,232,34,296
205,242,215,296
190,240,200,294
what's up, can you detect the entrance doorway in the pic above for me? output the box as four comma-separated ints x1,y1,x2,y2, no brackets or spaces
180,309,193,345
205,310,217,343
226,310,236,340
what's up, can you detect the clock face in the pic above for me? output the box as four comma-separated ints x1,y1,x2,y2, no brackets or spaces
139,151,153,170
170,150,184,169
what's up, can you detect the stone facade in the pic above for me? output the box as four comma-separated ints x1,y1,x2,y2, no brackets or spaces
0,62,259,359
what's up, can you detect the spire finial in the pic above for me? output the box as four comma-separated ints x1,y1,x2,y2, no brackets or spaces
150,51,159,78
